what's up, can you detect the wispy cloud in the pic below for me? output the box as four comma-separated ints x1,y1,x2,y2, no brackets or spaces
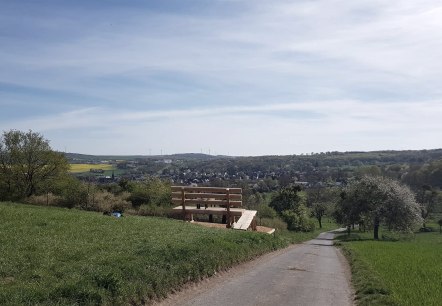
1,0,442,154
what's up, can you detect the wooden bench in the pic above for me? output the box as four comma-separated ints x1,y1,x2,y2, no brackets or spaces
171,186,242,227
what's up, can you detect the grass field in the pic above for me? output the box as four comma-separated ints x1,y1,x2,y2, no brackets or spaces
69,163,115,173
338,224,442,306
0,202,294,305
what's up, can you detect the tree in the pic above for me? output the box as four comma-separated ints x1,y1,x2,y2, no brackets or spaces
270,185,315,232
438,219,442,234
269,185,303,214
417,185,438,228
307,187,339,228
336,176,422,239
0,130,69,200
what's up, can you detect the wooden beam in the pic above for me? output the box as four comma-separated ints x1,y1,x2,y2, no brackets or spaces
171,192,242,200
171,186,242,194
171,199,242,207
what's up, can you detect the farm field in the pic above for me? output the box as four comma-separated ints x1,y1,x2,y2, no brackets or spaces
339,226,442,306
0,202,290,305
69,163,115,173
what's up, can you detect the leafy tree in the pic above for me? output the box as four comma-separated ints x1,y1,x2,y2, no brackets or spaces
336,176,422,239
307,187,339,228
269,185,303,214
417,185,438,228
0,130,69,200
269,185,315,231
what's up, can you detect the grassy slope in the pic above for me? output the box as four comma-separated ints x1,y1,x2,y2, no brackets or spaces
338,226,442,306
0,202,297,305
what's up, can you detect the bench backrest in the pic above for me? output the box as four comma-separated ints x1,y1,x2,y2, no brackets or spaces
171,186,242,207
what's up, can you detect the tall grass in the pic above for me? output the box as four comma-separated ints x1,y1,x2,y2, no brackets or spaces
339,227,442,306
0,202,289,305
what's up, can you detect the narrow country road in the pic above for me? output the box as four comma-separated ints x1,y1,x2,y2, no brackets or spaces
159,230,354,306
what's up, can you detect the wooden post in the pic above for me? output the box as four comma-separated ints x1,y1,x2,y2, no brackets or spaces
181,187,186,221
226,188,231,228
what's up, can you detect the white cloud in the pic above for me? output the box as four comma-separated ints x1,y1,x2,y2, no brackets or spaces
1,0,442,154
2,99,441,155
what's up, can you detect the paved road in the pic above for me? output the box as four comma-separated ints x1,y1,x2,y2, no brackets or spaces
161,230,353,306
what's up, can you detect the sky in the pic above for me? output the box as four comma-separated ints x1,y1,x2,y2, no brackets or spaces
1,0,442,156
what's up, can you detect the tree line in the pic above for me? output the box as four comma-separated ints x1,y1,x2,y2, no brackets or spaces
0,130,438,238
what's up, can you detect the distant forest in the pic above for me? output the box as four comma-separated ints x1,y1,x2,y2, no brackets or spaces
67,149,442,193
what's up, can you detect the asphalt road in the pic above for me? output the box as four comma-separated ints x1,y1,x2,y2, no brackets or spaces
160,230,353,306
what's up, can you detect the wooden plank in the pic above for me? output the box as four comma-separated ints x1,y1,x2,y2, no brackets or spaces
171,186,242,194
171,192,242,200
173,206,244,216
172,199,242,207
233,210,257,230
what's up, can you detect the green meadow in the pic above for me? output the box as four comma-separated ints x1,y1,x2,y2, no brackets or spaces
339,224,442,306
0,202,290,305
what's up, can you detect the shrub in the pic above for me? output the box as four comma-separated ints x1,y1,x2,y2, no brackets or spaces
90,190,131,213
136,204,174,217
281,205,315,232
128,178,171,208
260,217,287,231
257,204,277,221
25,193,62,206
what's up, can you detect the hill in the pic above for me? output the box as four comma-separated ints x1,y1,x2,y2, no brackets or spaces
0,202,286,305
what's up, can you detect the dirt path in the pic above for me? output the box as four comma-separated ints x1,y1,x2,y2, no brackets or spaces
158,229,354,306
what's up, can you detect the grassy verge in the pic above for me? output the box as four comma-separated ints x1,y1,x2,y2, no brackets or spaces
1,202,331,305
337,226,442,306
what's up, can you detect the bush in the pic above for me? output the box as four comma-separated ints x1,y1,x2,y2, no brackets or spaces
90,190,131,213
257,204,277,220
260,217,287,231
25,193,62,206
128,178,171,208
281,205,315,232
135,204,174,217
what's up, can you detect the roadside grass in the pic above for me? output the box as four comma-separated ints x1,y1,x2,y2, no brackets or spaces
0,202,297,305
69,164,115,173
338,225,442,306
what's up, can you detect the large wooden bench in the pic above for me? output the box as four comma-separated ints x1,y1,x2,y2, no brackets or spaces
171,186,243,227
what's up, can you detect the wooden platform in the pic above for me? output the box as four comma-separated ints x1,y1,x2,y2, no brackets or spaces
173,206,245,216
233,210,257,230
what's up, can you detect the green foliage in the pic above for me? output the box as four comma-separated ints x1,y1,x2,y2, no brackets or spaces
340,231,442,306
269,186,314,232
336,176,422,239
306,187,339,228
257,204,277,220
281,205,315,232
0,202,288,305
0,130,69,200
55,175,88,209
269,185,303,214
128,178,171,208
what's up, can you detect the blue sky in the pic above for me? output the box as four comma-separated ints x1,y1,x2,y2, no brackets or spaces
1,0,442,155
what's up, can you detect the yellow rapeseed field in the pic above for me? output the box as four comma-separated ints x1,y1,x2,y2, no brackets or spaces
69,163,115,173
